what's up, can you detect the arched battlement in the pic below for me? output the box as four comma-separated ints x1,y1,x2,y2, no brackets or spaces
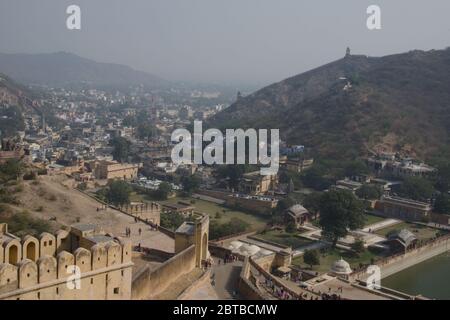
116,238,132,263
0,245,4,264
0,223,133,299
39,232,56,257
0,239,130,292
57,251,75,279
37,255,57,283
18,259,38,289
91,244,107,269
105,241,122,266
3,238,22,265
22,235,39,262
0,224,130,267
55,229,70,254
0,263,18,294
74,247,91,273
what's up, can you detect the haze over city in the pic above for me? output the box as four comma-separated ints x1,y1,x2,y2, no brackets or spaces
1,0,450,306
1,0,450,85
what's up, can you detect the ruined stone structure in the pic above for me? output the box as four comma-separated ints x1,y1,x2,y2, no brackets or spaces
279,156,314,173
225,194,277,215
122,201,161,225
91,160,141,180
161,202,195,217
239,171,278,196
0,223,133,300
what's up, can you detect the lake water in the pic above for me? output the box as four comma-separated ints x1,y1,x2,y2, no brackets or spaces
382,253,450,300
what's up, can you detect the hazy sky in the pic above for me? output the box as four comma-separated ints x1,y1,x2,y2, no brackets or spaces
1,0,450,85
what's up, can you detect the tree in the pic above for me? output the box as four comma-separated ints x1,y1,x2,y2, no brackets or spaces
160,211,185,230
356,184,383,200
0,159,22,181
344,160,369,177
301,165,332,191
398,177,434,201
319,190,365,247
122,115,138,127
155,182,172,200
110,137,130,163
435,163,450,193
106,180,131,206
351,239,366,256
302,192,322,220
303,249,320,269
181,175,201,194
209,218,249,240
274,197,295,214
285,222,296,233
137,123,158,141
216,165,245,190
434,193,450,214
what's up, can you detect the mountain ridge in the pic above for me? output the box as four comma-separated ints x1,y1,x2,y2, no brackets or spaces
209,48,450,161
0,52,165,88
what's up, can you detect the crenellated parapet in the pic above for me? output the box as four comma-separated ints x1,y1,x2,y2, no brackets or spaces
0,238,132,295
1,228,70,265
0,222,133,299
121,201,161,225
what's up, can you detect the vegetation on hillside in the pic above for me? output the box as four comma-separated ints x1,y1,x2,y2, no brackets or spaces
210,49,450,162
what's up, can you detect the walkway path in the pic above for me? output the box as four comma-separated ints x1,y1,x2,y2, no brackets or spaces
362,218,401,232
192,193,225,205
210,259,243,299
74,188,174,252
292,241,328,257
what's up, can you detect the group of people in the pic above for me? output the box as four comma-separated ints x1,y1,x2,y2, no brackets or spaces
201,259,213,270
124,227,142,237
320,293,342,300
222,254,238,264
262,278,298,300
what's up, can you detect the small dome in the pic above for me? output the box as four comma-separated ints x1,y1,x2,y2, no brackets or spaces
330,258,352,275
229,241,243,250
259,249,272,255
233,243,261,256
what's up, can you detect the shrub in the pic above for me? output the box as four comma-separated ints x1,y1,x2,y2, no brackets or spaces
23,171,37,180
303,249,320,268
0,210,52,237
77,182,88,191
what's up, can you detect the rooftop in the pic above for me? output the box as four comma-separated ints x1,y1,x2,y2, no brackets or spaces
86,235,115,244
175,222,195,236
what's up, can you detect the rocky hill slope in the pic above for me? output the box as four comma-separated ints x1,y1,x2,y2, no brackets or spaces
210,48,450,160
